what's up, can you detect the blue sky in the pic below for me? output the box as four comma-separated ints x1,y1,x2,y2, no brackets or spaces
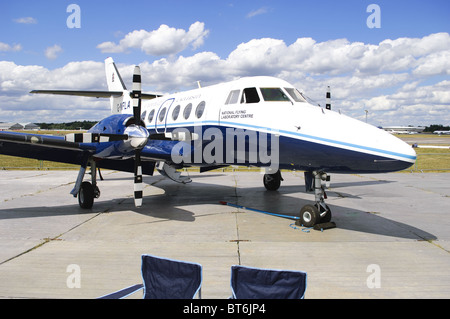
1,0,449,125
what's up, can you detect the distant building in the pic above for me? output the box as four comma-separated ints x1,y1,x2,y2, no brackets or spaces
0,123,24,131
23,123,40,130
0,123,40,131
381,126,425,134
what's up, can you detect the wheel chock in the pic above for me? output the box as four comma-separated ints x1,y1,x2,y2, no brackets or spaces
313,222,336,231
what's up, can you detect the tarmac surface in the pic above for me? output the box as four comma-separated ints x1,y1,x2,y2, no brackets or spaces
0,169,449,299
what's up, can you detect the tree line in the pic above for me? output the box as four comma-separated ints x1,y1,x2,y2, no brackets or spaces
36,121,98,130
423,124,450,132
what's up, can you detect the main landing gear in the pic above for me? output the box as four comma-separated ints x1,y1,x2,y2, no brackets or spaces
263,170,283,191
263,169,332,228
71,158,101,209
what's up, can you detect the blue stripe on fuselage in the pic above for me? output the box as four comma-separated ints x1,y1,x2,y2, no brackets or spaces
149,122,415,173
157,120,416,161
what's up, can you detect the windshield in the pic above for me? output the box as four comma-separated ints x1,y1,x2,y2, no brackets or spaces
284,88,306,102
260,88,291,102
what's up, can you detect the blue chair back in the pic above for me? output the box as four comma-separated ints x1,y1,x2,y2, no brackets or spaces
142,255,202,299
230,265,306,299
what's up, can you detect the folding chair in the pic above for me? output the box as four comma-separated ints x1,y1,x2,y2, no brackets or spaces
98,254,203,299
230,265,307,299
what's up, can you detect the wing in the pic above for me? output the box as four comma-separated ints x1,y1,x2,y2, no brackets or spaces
0,131,184,175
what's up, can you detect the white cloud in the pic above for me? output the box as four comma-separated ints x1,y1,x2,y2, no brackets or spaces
45,45,63,60
1,32,449,126
0,42,22,52
97,22,209,56
247,7,270,18
13,17,37,24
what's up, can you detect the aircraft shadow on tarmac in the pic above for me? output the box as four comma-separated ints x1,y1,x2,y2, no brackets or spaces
0,174,436,241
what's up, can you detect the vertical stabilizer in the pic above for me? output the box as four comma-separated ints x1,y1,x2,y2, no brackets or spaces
105,57,129,114
105,57,127,91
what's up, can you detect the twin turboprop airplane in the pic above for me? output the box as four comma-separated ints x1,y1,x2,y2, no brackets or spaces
0,58,416,227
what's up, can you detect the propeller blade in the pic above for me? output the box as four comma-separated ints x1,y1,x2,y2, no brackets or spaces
65,133,128,143
132,66,142,125
134,150,143,207
132,65,144,207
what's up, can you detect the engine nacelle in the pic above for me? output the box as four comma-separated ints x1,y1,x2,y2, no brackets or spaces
87,114,149,159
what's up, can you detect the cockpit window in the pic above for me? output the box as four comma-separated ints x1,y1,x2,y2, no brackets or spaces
225,90,240,104
241,87,260,104
284,88,306,102
260,88,291,102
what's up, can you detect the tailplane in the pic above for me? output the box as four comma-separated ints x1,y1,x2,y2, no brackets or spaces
30,57,162,115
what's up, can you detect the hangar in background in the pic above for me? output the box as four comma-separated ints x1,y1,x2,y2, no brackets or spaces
0,123,40,131
381,126,425,134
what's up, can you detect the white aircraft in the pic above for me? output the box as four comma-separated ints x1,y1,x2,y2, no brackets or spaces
0,58,416,227
433,131,450,135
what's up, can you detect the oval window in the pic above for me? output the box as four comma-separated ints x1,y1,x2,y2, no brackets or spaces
147,109,155,123
141,110,147,123
172,105,181,121
195,101,205,118
158,107,167,122
183,103,192,120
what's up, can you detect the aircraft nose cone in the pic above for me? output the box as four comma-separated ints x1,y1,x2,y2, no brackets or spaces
376,134,417,172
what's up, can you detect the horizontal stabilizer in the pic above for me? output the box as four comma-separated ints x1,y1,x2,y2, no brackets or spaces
30,90,161,100
30,90,123,98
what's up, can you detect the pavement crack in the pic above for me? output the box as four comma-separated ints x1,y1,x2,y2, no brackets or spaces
231,173,242,265
0,211,104,266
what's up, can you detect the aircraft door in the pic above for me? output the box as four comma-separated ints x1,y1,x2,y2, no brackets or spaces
155,98,174,133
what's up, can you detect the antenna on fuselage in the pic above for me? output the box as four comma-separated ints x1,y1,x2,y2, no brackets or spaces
197,81,202,89
326,86,331,110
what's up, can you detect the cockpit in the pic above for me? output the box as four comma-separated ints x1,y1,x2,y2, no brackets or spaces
225,87,306,105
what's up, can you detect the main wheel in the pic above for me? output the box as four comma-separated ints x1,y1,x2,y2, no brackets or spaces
299,204,320,227
263,172,281,191
78,181,94,209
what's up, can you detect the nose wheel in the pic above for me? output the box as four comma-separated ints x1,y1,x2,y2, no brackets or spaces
299,203,332,227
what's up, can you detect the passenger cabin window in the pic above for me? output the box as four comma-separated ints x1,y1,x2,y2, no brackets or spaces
148,109,155,123
196,101,206,118
225,90,240,104
184,103,192,120
158,107,167,122
241,87,260,104
260,88,291,102
285,88,306,103
172,105,181,121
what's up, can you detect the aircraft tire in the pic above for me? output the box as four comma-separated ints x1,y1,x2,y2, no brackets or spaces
263,172,281,191
78,181,94,209
300,204,320,227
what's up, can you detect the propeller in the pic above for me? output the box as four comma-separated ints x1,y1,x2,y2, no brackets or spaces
64,65,149,208
132,65,144,207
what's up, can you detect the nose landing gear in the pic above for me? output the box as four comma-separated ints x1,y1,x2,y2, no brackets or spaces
298,171,332,227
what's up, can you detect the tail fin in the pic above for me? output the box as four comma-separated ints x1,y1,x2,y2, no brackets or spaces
105,57,127,91
105,57,129,114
